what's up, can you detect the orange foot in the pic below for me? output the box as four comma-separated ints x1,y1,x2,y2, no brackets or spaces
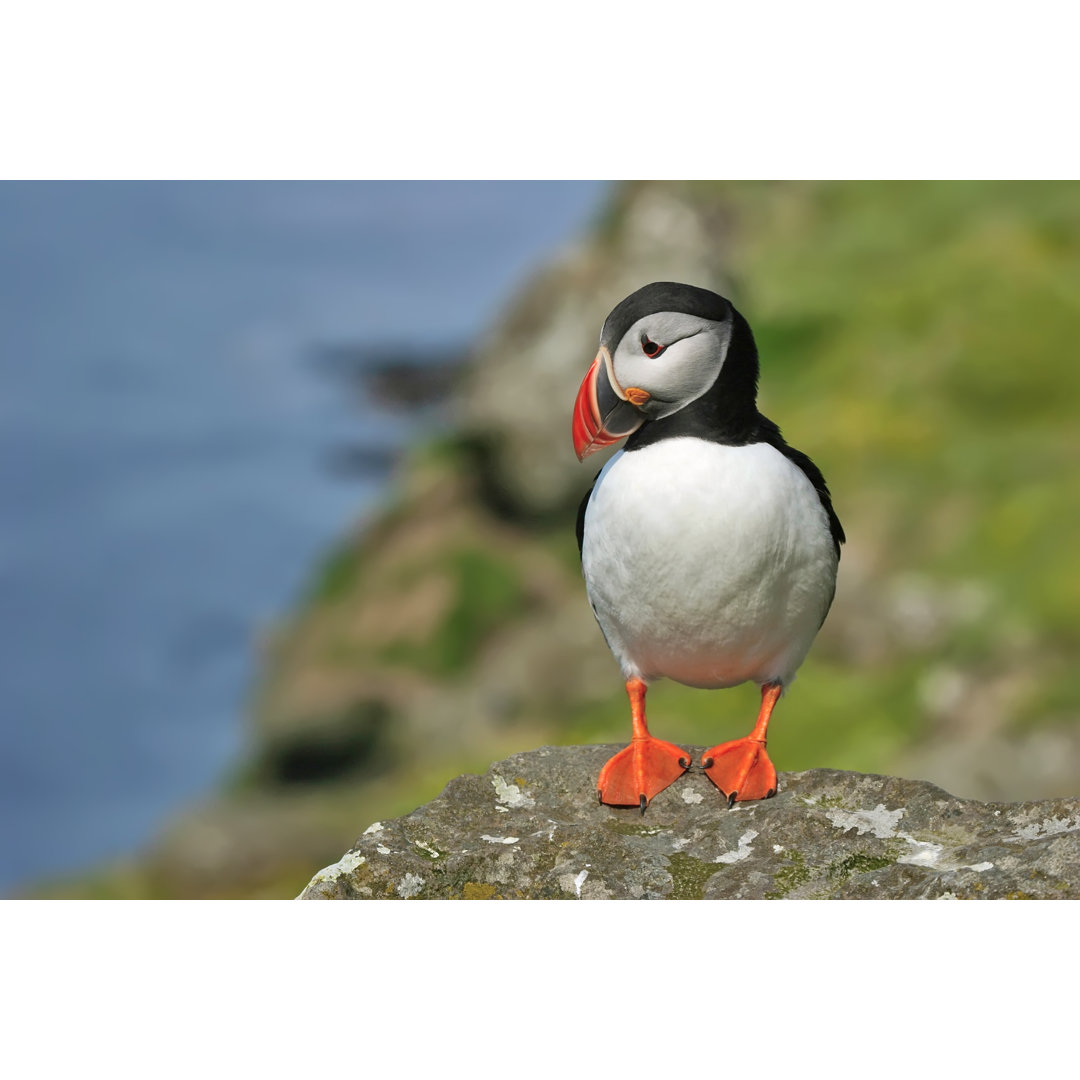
701,737,778,806
598,736,691,812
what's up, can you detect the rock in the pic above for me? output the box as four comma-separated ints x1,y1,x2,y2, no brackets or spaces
298,745,1080,900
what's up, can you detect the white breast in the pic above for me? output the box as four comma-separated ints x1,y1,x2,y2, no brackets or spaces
581,438,838,690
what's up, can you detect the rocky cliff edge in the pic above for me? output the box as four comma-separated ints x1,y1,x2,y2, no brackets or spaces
298,746,1080,900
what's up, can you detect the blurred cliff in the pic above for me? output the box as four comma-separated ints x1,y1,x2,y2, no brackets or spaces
32,180,1080,898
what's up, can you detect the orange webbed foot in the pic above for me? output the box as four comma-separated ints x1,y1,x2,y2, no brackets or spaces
597,736,690,812
701,737,778,806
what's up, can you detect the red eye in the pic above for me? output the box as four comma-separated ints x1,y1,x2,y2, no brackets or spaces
641,335,665,357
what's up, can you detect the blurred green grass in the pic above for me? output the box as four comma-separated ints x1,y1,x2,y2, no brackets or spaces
563,659,926,771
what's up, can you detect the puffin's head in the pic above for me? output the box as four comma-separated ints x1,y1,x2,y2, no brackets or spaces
572,282,758,461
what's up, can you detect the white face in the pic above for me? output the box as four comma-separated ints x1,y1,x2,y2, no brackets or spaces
608,311,733,420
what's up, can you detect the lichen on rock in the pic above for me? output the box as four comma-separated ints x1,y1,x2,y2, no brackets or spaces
298,746,1080,900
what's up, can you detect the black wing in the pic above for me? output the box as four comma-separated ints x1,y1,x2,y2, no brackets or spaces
755,414,845,560
575,471,602,560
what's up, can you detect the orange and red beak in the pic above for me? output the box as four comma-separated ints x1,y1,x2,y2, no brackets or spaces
572,347,649,461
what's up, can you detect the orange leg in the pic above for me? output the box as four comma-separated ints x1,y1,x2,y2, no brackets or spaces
702,682,782,806
597,677,690,813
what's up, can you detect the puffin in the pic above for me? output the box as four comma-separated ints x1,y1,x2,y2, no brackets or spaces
572,282,844,812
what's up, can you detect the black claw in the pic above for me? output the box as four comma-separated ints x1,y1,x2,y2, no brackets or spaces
702,757,714,769
727,791,738,809
766,788,777,799
678,757,690,769
639,795,648,815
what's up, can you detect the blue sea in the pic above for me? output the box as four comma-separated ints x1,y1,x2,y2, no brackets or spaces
0,181,608,894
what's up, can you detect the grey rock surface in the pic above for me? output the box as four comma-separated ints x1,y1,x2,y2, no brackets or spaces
298,745,1080,899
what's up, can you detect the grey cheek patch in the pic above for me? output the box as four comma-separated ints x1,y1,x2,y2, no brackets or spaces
614,320,734,421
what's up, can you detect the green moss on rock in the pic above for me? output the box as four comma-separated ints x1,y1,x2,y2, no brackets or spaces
765,851,813,899
667,853,718,900
827,853,895,880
